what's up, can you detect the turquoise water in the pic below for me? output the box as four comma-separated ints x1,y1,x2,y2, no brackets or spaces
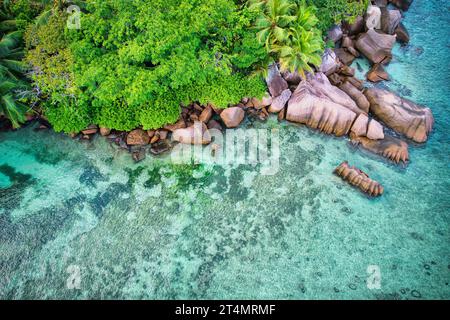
0,0,449,299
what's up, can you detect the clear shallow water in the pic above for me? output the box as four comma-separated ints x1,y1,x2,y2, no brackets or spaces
0,0,449,299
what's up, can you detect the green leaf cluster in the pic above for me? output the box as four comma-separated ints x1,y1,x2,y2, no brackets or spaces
25,0,267,133
250,0,324,76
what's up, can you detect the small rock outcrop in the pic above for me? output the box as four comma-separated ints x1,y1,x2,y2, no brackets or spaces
334,161,384,197
127,129,150,145
365,88,434,143
220,107,245,128
266,64,288,97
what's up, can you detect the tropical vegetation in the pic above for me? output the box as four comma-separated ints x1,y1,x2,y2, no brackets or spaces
0,0,369,132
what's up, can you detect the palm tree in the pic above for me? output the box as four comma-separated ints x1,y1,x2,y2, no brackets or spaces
251,0,297,50
0,31,28,127
251,0,324,76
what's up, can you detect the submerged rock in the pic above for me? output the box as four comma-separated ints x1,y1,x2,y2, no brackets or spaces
356,29,396,64
132,148,146,163
350,132,409,163
334,161,384,197
365,88,434,142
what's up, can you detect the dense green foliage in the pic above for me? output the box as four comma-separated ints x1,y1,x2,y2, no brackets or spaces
25,0,268,133
21,0,369,133
0,0,35,127
307,0,369,32
251,0,324,77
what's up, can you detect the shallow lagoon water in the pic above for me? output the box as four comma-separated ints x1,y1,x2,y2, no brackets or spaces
0,0,449,299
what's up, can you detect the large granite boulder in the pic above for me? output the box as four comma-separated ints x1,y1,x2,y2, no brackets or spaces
350,133,409,163
365,88,434,143
266,64,288,97
282,70,302,85
220,107,245,128
389,0,413,11
286,79,357,136
356,29,396,64
334,161,384,197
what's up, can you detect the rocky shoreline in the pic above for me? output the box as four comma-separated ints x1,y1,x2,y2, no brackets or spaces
0,0,434,196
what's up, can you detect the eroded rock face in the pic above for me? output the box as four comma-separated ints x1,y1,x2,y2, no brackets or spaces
127,129,150,145
334,161,384,197
365,88,434,142
356,29,396,64
266,64,288,97
350,132,409,163
220,107,245,128
286,78,357,136
366,5,382,30
172,122,211,145
338,81,370,114
309,73,365,115
269,89,292,113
